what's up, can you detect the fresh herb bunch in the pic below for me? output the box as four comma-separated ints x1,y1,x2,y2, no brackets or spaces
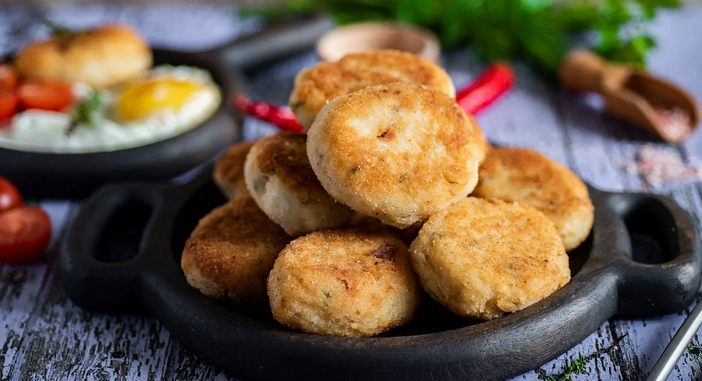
66,91,105,136
253,0,680,74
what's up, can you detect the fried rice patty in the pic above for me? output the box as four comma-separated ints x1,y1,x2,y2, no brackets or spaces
410,197,570,321
289,50,455,130
213,141,254,200
181,197,291,307
472,147,594,251
307,82,480,229
268,228,422,337
245,132,352,236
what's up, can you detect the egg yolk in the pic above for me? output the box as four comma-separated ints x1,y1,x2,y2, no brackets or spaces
116,78,203,121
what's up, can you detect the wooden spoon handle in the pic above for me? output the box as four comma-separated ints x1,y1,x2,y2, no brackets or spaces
559,50,609,94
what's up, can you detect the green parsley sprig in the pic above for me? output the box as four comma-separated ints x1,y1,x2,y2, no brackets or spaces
42,19,73,36
546,353,587,381
66,91,105,136
545,334,627,381
250,0,681,75
688,339,702,358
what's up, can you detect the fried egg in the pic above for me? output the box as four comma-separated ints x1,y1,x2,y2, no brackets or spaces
115,66,219,125
0,65,220,153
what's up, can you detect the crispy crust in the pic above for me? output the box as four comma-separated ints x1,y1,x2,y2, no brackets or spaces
410,197,570,321
181,197,291,307
245,132,352,236
307,82,480,228
268,228,422,337
472,147,594,251
290,50,455,130
213,141,254,200
14,24,152,88
248,133,321,193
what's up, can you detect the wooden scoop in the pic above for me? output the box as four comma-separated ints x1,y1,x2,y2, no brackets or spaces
559,50,700,143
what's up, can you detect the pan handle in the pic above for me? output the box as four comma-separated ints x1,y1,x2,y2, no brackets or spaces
603,191,702,316
59,183,175,312
209,15,334,70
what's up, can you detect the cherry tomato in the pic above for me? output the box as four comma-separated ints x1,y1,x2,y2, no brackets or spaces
0,91,18,122
0,207,52,264
17,81,74,112
0,177,22,214
0,64,18,91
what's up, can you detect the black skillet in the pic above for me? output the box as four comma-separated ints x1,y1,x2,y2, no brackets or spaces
60,164,702,381
0,16,333,199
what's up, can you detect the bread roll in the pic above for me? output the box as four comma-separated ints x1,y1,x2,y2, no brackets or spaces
15,24,152,88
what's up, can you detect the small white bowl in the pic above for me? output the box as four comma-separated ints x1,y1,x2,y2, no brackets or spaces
316,21,441,63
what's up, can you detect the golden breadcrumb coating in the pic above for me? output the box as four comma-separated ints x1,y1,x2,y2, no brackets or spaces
290,50,455,130
181,197,291,307
410,197,570,321
213,141,254,201
245,132,352,236
268,227,422,337
472,147,594,250
307,82,480,228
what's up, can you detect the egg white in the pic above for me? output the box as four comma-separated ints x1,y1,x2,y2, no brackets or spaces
0,65,221,154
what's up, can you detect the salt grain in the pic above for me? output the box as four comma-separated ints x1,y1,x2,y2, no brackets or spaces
654,106,692,141
635,144,702,188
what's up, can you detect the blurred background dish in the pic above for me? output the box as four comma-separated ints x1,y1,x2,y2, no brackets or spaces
316,21,440,63
0,15,333,198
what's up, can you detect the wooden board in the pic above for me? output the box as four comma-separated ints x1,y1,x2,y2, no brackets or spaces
1,5,702,381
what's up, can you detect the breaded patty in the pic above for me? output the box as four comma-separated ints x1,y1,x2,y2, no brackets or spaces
268,228,422,337
213,141,254,200
289,50,455,130
410,197,570,320
472,147,594,251
245,132,352,236
307,82,481,228
181,197,291,307
15,24,151,88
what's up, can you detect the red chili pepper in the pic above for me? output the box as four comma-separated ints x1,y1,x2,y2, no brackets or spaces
456,62,515,115
233,95,304,132
233,63,515,131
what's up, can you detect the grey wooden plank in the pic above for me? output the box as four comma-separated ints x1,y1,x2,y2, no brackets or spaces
0,204,175,381
0,254,54,380
7,272,174,381
161,340,233,381
443,52,636,381
647,8,702,163
508,9,702,379
0,5,701,381
0,202,76,380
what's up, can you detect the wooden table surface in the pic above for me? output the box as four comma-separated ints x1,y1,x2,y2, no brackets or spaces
1,5,702,381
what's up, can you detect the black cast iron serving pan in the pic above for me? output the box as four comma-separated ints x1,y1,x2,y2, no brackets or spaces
59,164,702,381
0,16,332,199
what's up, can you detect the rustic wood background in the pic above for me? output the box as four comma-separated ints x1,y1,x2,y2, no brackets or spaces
1,4,702,381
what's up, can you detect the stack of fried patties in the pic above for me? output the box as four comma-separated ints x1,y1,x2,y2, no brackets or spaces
181,50,594,337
